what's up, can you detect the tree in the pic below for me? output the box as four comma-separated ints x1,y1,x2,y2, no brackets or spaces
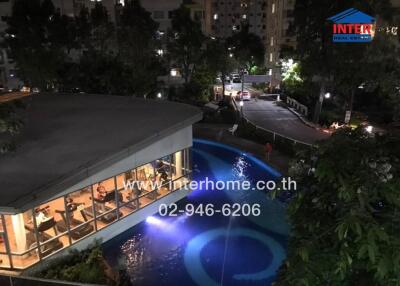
226,25,265,73
274,128,400,286
74,51,131,95
5,0,68,89
204,39,236,99
88,2,115,53
167,4,205,84
290,0,394,123
281,60,304,96
117,0,162,97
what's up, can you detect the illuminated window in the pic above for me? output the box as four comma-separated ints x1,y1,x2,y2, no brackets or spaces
92,177,119,230
269,69,272,76
0,147,192,270
65,188,96,243
269,53,273,62
270,36,274,46
4,210,39,268
272,3,275,13
213,13,218,20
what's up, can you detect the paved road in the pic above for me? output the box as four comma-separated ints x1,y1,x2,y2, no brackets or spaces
230,83,330,144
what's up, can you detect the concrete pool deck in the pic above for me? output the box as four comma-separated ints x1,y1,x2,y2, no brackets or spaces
193,123,290,175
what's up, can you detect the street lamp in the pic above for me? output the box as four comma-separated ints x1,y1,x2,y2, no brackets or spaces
157,49,164,56
239,100,244,118
314,91,332,123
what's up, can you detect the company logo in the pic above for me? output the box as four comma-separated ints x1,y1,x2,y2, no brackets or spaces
328,8,375,43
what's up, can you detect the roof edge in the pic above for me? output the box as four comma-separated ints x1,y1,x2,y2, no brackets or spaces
2,111,202,214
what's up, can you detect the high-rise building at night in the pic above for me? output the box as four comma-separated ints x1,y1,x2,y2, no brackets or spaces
265,0,296,88
207,0,267,40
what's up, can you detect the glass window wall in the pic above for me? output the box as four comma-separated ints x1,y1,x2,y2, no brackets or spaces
0,148,191,270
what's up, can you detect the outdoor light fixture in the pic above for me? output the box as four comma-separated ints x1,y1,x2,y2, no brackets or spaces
157,92,162,98
213,13,218,20
229,53,234,58
365,125,373,133
239,100,244,107
170,69,178,77
157,49,164,56
324,92,331,99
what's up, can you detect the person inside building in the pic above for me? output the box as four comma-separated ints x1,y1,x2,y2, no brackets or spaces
96,182,107,200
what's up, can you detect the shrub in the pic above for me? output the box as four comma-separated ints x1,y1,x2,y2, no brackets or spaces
35,243,110,285
274,128,400,286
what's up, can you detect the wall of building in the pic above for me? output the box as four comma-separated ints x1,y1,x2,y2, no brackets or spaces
23,186,190,275
208,0,267,40
0,124,194,270
265,0,296,88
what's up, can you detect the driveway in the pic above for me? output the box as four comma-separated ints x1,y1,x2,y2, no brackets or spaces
228,83,330,144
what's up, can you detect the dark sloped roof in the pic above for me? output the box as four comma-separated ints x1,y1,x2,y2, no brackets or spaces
0,93,202,213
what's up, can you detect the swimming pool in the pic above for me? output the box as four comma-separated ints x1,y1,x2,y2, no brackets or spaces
102,139,289,286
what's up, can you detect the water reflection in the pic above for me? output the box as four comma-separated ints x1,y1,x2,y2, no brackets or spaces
232,156,251,180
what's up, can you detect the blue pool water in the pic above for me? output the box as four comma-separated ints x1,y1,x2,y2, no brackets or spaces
103,139,289,286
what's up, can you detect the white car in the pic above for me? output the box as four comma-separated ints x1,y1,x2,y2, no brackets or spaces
241,91,251,101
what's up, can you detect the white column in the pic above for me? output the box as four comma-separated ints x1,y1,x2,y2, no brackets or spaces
175,151,183,178
11,214,26,252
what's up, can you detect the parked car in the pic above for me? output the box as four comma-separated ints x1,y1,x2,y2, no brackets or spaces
241,91,251,101
232,76,241,83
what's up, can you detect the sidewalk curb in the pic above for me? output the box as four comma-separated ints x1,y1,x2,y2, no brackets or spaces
284,105,329,133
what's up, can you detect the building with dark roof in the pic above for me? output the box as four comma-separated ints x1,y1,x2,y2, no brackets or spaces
0,93,202,271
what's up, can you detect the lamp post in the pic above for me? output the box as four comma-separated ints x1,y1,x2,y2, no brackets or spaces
314,91,331,124
239,100,244,119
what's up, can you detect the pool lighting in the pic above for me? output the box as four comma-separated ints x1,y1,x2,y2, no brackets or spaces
146,216,162,225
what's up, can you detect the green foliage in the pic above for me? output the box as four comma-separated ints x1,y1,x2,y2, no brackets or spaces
226,25,265,72
117,0,161,97
282,62,302,90
5,0,67,89
6,0,162,96
36,244,110,284
275,128,400,286
204,38,236,97
167,4,205,83
288,0,399,122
